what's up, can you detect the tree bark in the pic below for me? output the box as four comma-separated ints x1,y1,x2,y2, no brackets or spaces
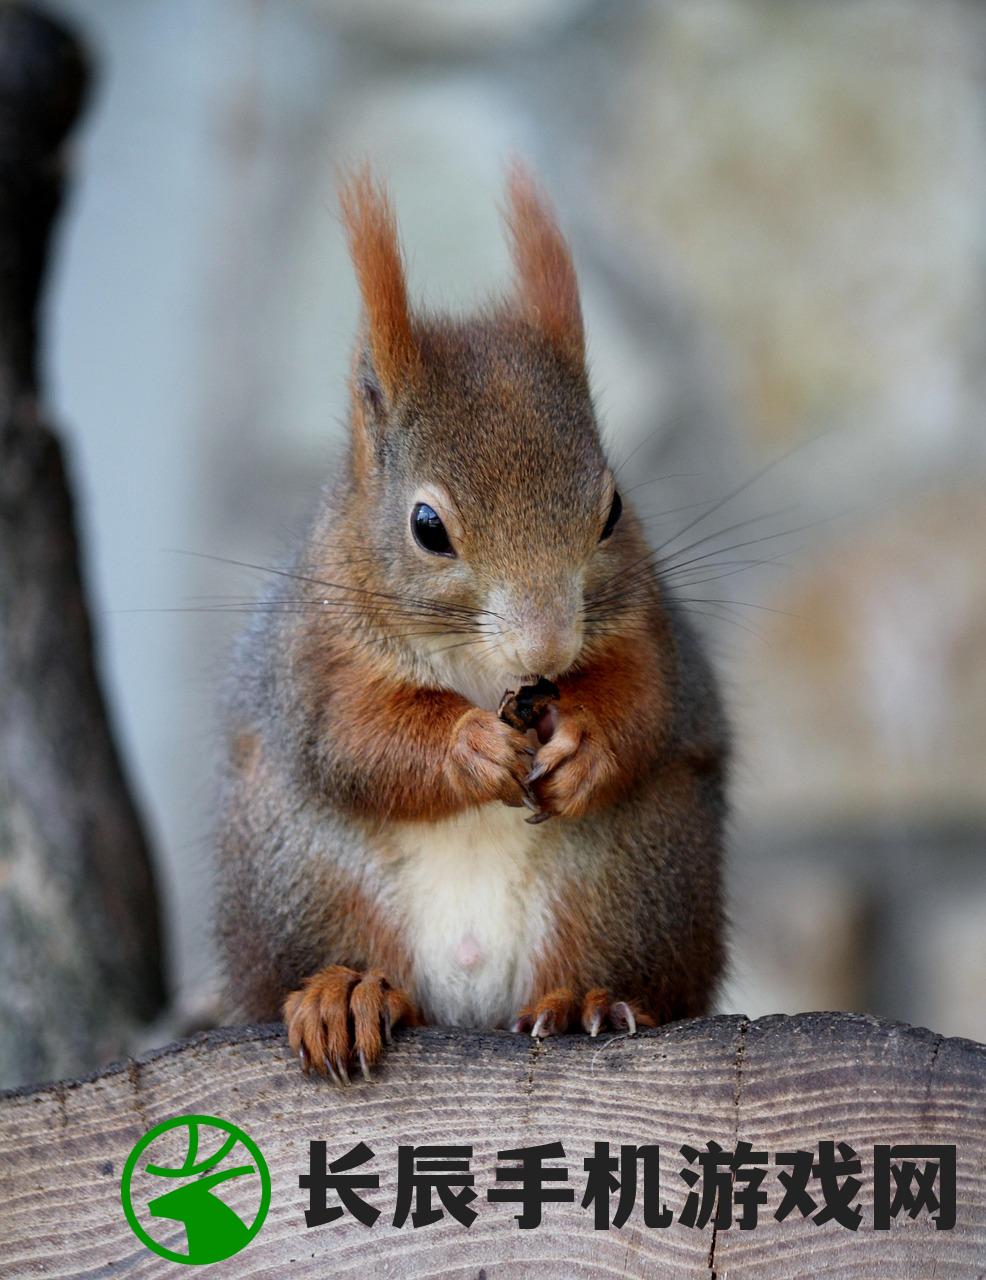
0,2,164,1088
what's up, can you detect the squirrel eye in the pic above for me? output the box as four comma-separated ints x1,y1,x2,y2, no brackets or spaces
599,491,623,542
411,502,455,557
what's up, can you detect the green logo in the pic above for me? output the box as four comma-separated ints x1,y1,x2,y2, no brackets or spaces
121,1114,271,1265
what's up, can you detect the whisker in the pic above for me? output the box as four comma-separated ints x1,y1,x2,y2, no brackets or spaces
621,471,699,496
586,514,830,619
362,627,491,649
656,507,797,566
164,548,505,621
589,433,831,614
674,596,800,618
588,507,794,612
649,429,827,552
636,499,721,523
672,603,769,642
429,634,504,656
608,407,695,478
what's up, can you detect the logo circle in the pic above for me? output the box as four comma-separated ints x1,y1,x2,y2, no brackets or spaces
121,1114,270,1265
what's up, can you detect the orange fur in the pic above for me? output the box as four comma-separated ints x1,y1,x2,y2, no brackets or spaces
527,754,726,1024
514,986,655,1037
532,631,672,817
514,987,575,1035
339,166,420,401
284,965,419,1080
295,631,531,821
311,876,415,986
503,161,584,367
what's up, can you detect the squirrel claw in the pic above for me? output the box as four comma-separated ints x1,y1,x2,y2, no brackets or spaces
284,965,419,1085
525,710,619,819
581,988,653,1037
519,785,540,813
612,1001,637,1035
514,989,574,1038
515,989,654,1041
333,1055,350,1086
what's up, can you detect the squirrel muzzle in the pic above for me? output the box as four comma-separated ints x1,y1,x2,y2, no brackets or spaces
492,578,584,679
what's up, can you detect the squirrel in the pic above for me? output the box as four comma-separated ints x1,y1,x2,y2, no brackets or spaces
216,164,728,1083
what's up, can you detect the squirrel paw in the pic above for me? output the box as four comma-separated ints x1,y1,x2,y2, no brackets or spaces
526,709,617,819
283,966,417,1084
513,987,656,1038
447,707,535,809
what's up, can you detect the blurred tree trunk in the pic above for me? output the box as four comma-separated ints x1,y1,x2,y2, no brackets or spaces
0,3,164,1088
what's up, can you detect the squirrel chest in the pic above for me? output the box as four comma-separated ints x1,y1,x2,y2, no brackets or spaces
385,803,552,1029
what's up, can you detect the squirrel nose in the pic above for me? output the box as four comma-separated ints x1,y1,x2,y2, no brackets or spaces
492,581,584,678
516,629,580,678
514,606,583,677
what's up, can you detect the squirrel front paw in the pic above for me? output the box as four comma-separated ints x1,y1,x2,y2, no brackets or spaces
526,707,618,818
446,707,535,809
513,987,656,1037
283,966,418,1084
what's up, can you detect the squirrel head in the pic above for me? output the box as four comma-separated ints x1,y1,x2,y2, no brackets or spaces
333,164,636,698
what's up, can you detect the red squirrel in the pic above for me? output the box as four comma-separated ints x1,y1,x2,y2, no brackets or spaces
217,165,728,1082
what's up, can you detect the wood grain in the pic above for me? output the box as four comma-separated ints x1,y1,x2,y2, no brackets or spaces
0,1013,983,1277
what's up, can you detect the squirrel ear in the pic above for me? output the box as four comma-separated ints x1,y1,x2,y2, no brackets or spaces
503,161,585,368
339,166,420,405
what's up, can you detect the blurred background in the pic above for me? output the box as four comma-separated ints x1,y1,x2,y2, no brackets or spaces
18,0,986,1079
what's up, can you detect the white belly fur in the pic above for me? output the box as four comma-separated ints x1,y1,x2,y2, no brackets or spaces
389,802,550,1028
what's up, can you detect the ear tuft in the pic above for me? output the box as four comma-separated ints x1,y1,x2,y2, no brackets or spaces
339,166,419,402
503,161,584,367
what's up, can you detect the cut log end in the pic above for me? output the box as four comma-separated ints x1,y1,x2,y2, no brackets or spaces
1,1012,983,1277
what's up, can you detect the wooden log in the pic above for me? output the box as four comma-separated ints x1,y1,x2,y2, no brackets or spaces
0,1013,983,1276
0,3,164,1089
